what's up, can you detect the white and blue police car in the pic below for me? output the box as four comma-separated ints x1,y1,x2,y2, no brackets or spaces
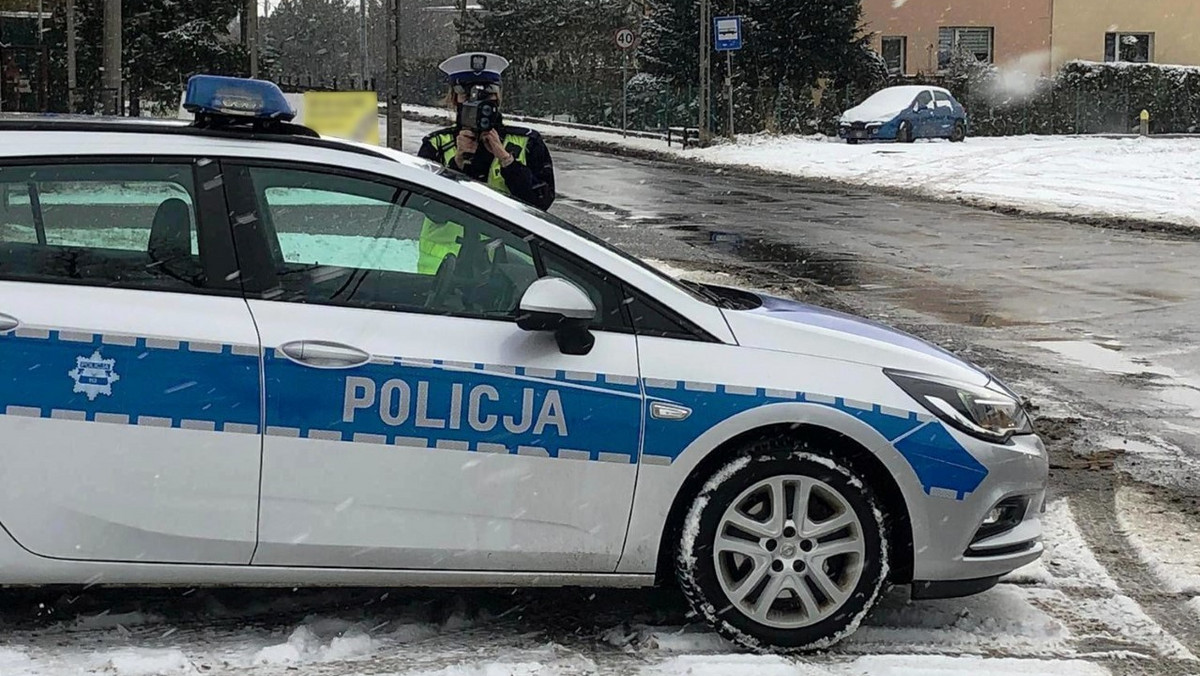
0,76,1046,652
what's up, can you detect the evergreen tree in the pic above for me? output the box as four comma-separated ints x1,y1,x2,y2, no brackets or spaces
639,0,696,85
642,0,876,132
265,0,361,83
464,0,631,123
47,0,248,113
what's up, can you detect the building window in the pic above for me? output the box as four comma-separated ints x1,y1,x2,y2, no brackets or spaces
1105,32,1154,63
882,36,907,77
938,27,994,70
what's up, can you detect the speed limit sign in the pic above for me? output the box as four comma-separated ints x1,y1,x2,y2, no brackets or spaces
615,28,637,50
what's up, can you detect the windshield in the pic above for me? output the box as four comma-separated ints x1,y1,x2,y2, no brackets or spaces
847,87,924,117
511,200,715,305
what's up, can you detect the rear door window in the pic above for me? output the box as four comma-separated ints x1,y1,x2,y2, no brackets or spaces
0,162,214,291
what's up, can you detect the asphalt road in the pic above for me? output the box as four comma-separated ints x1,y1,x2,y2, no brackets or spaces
548,146,1200,500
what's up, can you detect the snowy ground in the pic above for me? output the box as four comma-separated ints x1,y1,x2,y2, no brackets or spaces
402,105,1200,230
1,496,1190,675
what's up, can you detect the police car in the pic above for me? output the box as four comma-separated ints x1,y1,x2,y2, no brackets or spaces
0,76,1046,652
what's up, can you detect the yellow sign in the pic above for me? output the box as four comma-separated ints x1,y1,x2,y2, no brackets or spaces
302,91,381,146
1140,109,1151,122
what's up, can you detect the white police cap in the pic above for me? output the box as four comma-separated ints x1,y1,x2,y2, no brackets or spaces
438,52,510,85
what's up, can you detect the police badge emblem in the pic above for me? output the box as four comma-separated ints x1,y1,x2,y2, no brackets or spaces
68,350,120,401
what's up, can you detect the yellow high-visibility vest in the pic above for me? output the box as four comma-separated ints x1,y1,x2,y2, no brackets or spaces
417,131,531,275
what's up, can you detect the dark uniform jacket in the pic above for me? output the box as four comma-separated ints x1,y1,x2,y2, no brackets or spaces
417,124,556,211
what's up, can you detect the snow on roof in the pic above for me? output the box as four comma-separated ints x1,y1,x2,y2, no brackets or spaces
841,86,944,123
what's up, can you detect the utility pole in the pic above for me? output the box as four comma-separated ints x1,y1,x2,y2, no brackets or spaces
698,0,711,144
246,0,259,78
385,0,403,149
262,0,271,68
102,0,121,115
360,0,369,88
66,0,76,112
457,0,468,51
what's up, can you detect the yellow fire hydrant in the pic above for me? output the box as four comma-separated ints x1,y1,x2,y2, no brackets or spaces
1139,109,1151,136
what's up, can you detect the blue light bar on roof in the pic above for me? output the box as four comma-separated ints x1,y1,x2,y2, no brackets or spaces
183,74,295,122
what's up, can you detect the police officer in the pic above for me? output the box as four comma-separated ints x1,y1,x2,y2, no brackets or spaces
416,53,555,275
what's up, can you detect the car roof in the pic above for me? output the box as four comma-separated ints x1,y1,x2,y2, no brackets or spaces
0,115,438,168
0,116,736,342
878,85,951,97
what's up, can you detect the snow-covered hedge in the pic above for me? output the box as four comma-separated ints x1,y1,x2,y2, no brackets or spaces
920,60,1200,136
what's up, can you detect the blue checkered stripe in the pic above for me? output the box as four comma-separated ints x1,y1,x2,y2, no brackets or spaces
0,327,261,433
641,379,989,500
260,347,645,464
0,328,989,495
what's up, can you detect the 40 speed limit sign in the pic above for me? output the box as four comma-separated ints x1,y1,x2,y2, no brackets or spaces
615,28,637,50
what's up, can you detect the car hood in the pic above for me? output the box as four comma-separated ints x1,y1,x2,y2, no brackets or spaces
839,104,903,125
720,291,990,386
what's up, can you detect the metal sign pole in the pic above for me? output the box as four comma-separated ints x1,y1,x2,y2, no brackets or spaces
622,52,628,137
615,27,636,137
698,0,711,144
726,50,734,140
712,14,741,141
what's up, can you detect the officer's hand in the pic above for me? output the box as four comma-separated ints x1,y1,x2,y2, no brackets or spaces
480,130,513,166
455,130,478,167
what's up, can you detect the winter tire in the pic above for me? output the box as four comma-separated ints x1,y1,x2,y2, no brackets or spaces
897,121,915,143
676,441,889,653
950,122,966,142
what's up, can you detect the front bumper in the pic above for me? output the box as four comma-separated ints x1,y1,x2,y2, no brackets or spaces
839,121,897,141
910,432,1048,583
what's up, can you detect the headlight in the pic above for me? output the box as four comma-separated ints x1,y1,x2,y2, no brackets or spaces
885,370,1034,443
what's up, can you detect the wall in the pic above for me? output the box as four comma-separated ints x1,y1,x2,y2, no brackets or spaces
1051,1,1200,69
860,0,1054,76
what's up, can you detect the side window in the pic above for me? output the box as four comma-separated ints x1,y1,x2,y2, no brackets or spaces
933,91,953,108
539,247,631,332
245,166,538,319
627,294,705,340
0,163,204,290
914,91,934,110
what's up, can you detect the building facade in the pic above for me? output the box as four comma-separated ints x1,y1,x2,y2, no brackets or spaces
1051,1,1200,70
861,0,1200,77
859,0,1054,77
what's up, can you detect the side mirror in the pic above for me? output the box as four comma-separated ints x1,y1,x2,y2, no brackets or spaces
516,277,597,355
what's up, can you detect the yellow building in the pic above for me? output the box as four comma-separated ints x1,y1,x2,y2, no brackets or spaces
861,0,1200,77
1051,1,1200,69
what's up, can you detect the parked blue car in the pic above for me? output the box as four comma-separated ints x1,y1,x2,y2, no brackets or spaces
839,86,968,144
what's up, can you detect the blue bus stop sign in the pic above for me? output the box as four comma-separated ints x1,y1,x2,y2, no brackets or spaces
714,16,743,51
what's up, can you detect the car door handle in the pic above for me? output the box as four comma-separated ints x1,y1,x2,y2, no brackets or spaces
278,340,371,369
0,313,19,334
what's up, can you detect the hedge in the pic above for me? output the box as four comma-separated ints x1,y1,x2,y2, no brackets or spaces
912,60,1200,136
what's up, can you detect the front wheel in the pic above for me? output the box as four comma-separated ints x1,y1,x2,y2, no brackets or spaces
676,442,889,653
896,121,915,143
950,121,966,142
